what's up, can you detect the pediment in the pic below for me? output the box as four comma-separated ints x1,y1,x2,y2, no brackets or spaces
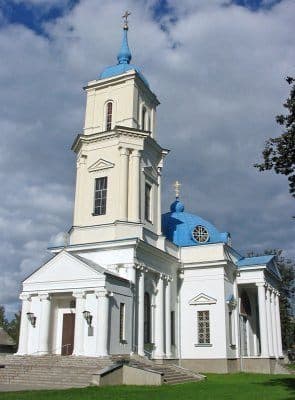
189,293,217,305
24,251,105,284
88,158,114,172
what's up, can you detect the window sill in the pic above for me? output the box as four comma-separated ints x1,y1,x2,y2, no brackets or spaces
194,343,213,347
92,213,106,216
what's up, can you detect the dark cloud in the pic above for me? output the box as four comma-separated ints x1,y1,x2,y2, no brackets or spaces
0,0,294,314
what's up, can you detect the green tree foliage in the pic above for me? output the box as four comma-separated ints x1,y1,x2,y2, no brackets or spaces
275,251,295,349
0,305,21,346
255,77,295,198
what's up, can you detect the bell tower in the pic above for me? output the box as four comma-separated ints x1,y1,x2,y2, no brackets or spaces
70,14,168,246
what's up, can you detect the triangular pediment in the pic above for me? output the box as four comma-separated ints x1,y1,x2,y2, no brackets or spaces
88,158,114,172
24,251,106,284
189,293,217,305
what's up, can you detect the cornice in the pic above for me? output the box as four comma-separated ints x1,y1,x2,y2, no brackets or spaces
71,126,150,153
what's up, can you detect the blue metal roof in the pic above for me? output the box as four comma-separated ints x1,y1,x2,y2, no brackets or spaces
236,255,281,279
236,255,274,267
162,199,230,247
99,25,149,87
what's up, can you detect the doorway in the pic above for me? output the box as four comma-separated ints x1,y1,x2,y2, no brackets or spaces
61,313,75,355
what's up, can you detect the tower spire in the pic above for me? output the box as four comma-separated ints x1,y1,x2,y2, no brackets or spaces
117,11,132,65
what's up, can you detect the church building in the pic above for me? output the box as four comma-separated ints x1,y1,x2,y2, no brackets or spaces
16,15,283,373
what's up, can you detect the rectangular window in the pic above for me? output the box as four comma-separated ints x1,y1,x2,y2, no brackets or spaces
119,303,126,342
145,183,152,222
171,311,175,346
198,310,210,344
93,177,107,216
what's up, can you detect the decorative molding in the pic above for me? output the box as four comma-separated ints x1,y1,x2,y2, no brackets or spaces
88,158,115,172
189,293,217,306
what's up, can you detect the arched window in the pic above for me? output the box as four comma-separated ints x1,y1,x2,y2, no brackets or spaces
144,292,151,344
142,106,146,130
106,102,113,131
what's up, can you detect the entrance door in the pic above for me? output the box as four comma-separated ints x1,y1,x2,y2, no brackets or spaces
61,313,75,355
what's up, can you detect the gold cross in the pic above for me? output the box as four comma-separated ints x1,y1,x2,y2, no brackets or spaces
122,10,131,27
173,180,181,198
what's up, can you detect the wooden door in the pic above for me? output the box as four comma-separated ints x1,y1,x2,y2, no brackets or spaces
61,313,75,355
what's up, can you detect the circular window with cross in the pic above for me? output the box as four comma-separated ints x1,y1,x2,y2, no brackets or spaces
192,225,209,243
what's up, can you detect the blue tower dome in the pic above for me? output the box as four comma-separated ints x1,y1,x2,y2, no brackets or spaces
162,197,230,247
99,18,149,87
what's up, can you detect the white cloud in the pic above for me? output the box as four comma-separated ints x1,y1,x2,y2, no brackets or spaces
0,0,294,312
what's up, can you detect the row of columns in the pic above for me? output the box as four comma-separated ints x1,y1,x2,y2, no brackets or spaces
17,289,110,357
257,283,283,358
136,266,173,359
119,147,141,222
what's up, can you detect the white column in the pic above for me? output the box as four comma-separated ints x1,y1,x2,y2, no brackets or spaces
165,278,172,358
119,146,129,221
256,283,269,357
156,167,162,235
154,275,165,358
72,291,85,356
271,290,278,358
137,270,145,356
16,293,31,355
38,293,51,355
129,149,141,222
96,290,110,356
266,287,274,357
275,292,283,357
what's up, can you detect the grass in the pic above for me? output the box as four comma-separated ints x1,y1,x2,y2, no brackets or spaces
0,373,294,400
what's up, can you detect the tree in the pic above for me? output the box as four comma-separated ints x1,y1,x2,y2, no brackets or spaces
0,305,8,329
0,305,21,347
255,77,295,198
275,251,295,349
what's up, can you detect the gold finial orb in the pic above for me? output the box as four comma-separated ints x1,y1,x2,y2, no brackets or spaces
122,10,131,29
173,180,181,198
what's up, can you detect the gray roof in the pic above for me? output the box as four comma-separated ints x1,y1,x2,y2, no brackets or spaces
0,327,15,346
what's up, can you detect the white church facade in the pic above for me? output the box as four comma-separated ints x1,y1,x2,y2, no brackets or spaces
16,17,283,373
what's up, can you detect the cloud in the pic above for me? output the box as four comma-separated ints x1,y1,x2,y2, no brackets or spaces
0,0,294,312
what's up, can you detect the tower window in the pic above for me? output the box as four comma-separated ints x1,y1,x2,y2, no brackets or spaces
145,183,152,222
197,310,210,344
119,303,126,342
106,102,113,131
142,107,146,130
93,177,107,216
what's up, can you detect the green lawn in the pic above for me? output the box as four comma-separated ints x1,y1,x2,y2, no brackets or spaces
0,373,294,400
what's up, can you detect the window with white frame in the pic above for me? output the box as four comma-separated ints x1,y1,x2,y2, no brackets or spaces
93,177,107,216
198,310,210,344
119,303,126,342
106,102,113,131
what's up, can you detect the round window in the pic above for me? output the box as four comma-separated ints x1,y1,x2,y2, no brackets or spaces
192,225,209,243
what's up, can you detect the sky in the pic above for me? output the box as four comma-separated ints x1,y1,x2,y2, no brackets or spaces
0,0,294,316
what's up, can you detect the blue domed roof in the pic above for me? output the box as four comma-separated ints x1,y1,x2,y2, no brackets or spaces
162,199,230,247
99,25,149,87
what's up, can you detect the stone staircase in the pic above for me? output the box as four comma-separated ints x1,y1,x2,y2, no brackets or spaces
0,354,204,389
0,354,113,389
128,358,205,385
